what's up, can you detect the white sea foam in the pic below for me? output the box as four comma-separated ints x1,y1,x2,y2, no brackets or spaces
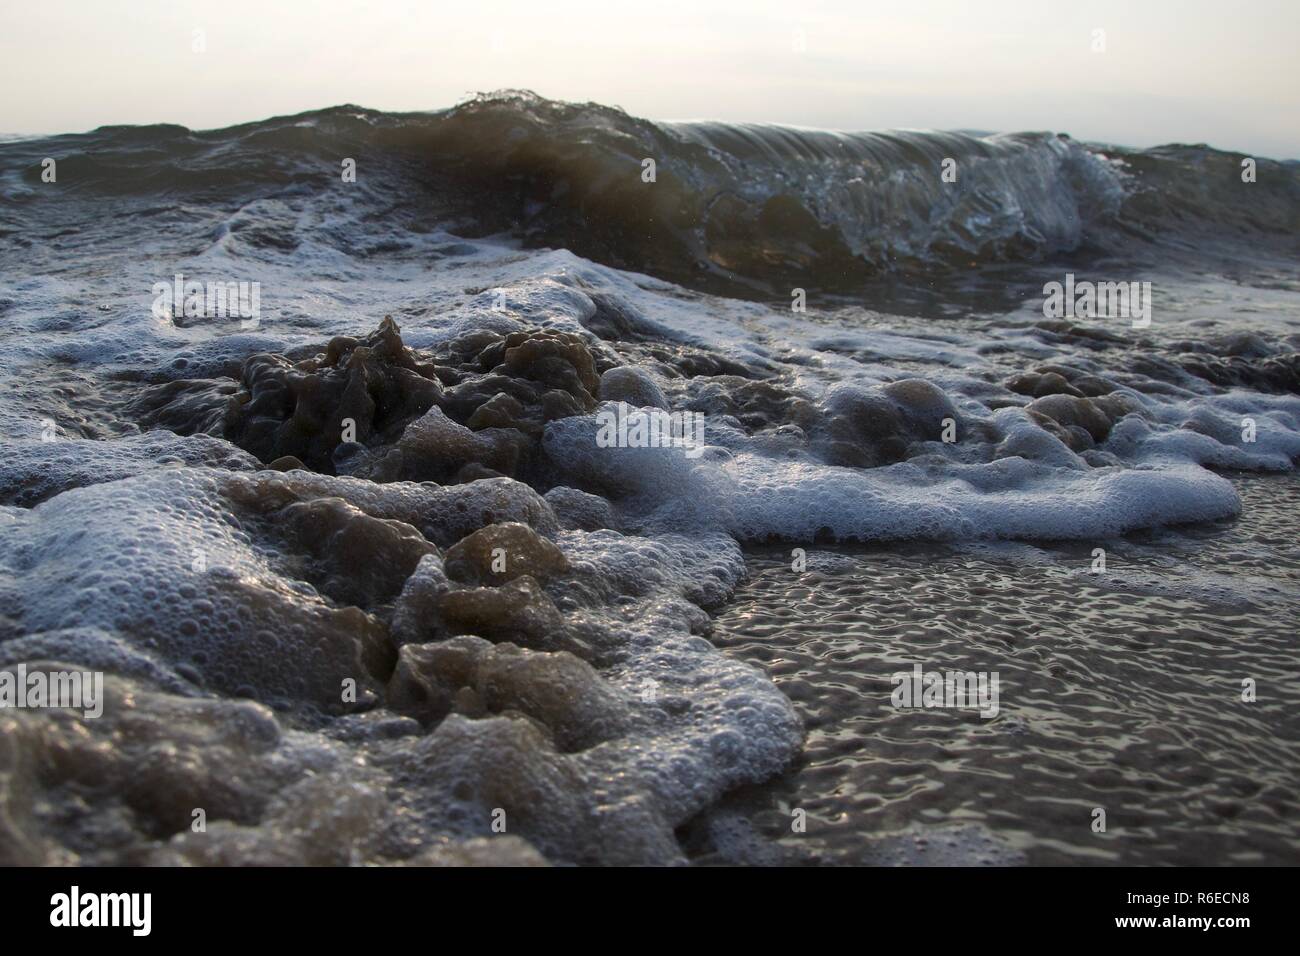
1,169,1297,864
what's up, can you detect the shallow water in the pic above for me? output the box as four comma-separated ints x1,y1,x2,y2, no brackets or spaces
698,474,1300,865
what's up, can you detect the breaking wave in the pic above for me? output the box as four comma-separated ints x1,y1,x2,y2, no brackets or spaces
6,91,1298,296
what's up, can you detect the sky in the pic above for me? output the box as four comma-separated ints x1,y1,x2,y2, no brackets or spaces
2,0,1297,158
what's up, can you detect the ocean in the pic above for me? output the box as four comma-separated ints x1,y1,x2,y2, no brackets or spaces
0,91,1297,865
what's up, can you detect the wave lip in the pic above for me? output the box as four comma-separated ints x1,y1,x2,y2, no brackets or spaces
406,92,1131,287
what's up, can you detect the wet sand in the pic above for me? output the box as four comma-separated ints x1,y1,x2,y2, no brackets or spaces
694,474,1300,865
